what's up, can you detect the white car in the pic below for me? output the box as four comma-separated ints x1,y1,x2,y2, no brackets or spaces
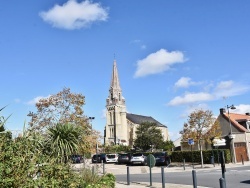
130,153,147,165
106,154,118,163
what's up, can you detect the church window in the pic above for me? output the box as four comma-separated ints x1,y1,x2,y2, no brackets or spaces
109,112,112,124
111,92,113,100
119,93,121,101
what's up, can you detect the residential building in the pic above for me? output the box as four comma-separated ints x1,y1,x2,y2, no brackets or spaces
217,108,250,162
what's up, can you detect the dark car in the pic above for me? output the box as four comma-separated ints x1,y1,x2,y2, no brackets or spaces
71,155,83,164
152,152,170,166
117,153,132,164
92,153,106,163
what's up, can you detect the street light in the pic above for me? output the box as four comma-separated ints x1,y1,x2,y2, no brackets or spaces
226,104,236,163
88,117,95,129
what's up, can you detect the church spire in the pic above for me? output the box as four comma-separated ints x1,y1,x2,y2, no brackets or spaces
107,59,125,106
110,59,121,91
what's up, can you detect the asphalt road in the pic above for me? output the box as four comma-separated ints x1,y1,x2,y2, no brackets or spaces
115,165,250,188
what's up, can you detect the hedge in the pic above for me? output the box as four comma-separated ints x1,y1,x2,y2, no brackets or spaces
171,149,231,164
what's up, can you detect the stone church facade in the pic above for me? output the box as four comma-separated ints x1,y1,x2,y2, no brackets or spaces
104,60,169,146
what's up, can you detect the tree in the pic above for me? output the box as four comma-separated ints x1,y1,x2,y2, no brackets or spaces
134,122,164,151
45,123,81,163
28,88,87,130
180,109,221,167
27,88,101,154
159,140,175,151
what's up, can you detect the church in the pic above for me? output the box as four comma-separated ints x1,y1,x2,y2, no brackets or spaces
104,60,169,146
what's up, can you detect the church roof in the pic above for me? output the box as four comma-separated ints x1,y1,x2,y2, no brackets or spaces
126,113,167,128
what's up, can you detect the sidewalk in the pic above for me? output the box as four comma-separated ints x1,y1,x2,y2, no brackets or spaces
114,161,250,188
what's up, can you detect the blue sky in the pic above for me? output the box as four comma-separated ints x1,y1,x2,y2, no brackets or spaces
1,0,250,141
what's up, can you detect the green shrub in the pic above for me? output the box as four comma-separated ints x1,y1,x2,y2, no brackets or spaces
0,130,116,188
171,149,231,164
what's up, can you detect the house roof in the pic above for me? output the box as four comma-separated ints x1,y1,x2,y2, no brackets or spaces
126,113,167,128
223,112,250,132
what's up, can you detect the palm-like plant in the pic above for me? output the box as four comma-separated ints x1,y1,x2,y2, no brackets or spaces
0,106,11,132
46,123,81,163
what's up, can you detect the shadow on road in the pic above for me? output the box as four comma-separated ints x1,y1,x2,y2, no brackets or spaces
240,180,250,184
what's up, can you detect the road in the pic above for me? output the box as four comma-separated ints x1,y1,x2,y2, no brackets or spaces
114,165,250,188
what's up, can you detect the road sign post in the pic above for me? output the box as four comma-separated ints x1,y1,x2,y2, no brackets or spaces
188,138,195,169
147,154,156,186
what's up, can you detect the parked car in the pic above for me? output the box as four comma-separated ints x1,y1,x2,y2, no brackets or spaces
117,153,132,164
130,153,147,166
91,153,107,163
71,155,83,164
106,153,119,163
152,152,170,166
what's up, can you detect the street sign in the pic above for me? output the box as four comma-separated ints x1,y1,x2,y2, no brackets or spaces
213,138,226,146
146,154,156,168
188,138,194,145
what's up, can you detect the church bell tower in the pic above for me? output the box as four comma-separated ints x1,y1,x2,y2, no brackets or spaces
104,59,127,145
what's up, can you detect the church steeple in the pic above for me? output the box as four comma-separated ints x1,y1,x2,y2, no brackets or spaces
110,59,121,92
104,58,127,146
107,59,125,105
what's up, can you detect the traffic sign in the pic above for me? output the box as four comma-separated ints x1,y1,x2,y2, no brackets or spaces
188,138,194,145
147,154,156,168
213,138,226,146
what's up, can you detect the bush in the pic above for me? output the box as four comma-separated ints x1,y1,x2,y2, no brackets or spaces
0,131,116,188
171,149,231,164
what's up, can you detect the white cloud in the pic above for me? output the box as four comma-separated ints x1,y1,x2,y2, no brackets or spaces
169,79,250,106
174,77,201,88
134,49,186,78
168,92,213,106
39,0,108,30
234,104,250,114
27,95,50,105
214,80,250,98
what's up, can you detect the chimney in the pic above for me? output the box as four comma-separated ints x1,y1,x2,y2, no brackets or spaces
246,112,250,116
220,108,225,114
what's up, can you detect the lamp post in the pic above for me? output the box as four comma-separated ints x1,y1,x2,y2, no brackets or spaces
88,117,95,129
227,104,236,163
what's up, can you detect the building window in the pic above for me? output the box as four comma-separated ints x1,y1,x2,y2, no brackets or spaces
119,93,121,101
109,112,112,124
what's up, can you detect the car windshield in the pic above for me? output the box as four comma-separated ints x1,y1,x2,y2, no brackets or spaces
153,153,165,157
133,153,143,157
120,154,129,157
107,154,116,158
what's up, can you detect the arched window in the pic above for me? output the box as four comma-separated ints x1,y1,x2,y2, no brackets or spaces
111,92,113,100
109,112,112,124
119,93,121,101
